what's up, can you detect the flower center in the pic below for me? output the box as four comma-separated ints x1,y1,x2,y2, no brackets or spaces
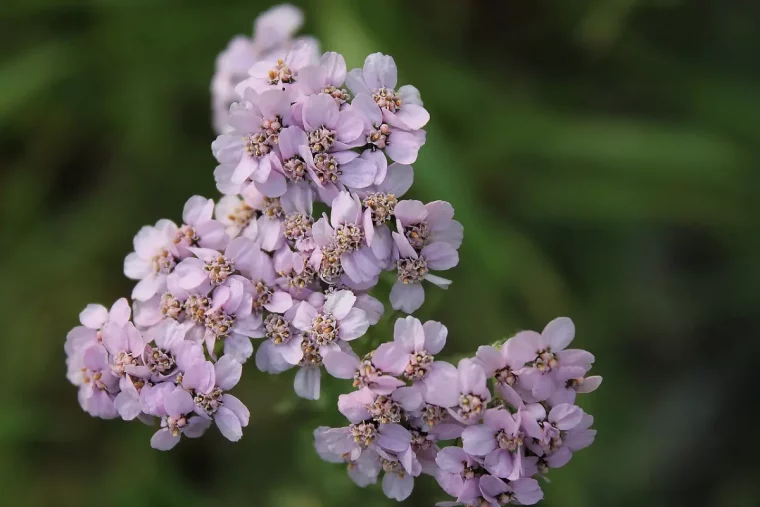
280,265,316,290
404,222,430,250
368,395,404,424
458,394,485,421
496,366,518,386
323,85,350,106
404,350,434,380
497,430,523,452
349,421,377,447
397,257,428,283
332,223,364,253
282,156,306,181
411,430,432,451
372,87,402,112
462,465,479,480
310,313,338,345
204,255,234,285
267,59,294,85
380,458,405,477
283,212,313,241
363,193,397,225
160,293,184,320
299,336,323,366
319,246,343,284
147,347,176,375
309,127,336,153
261,115,282,144
498,493,515,505
252,281,273,311
311,153,341,183
367,123,391,149
534,348,558,373
539,421,563,451
262,197,283,218
184,295,211,323
165,414,188,437
151,250,176,274
422,404,449,427
264,314,292,345
353,352,379,388
194,386,224,415
243,132,272,157
82,369,109,391
110,351,139,377
174,225,199,248
205,310,234,338
226,202,255,228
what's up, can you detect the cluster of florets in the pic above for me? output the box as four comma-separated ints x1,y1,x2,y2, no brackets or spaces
314,316,601,503
64,5,600,505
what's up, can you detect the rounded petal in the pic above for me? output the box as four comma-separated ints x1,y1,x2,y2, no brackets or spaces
323,350,360,379
382,472,414,502
390,280,425,314
214,355,243,390
150,429,181,451
294,366,321,400
422,320,447,355
542,317,575,351
215,406,243,441
461,424,498,456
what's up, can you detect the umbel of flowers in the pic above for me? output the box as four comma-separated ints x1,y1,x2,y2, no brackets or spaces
64,4,601,504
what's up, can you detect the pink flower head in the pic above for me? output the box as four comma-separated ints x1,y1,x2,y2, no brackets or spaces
475,333,538,388
435,446,485,500
173,196,229,258
394,199,463,251
478,475,544,506
213,88,296,198
181,355,250,441
521,402,586,461
390,231,459,314
314,427,382,487
351,93,425,165
65,298,131,357
172,237,254,294
512,317,596,401
67,343,120,419
214,194,258,240
311,192,384,286
211,4,316,133
235,40,316,95
148,385,212,451
461,408,526,480
346,53,430,132
379,316,448,381
442,359,492,425
279,181,315,251
124,219,179,302
297,52,351,106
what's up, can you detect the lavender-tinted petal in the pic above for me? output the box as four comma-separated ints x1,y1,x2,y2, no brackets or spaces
338,307,369,341
423,320,447,355
223,334,254,363
382,473,414,502
214,355,242,390
165,388,194,418
394,315,424,352
372,342,408,376
512,478,544,505
215,406,243,441
183,416,212,438
389,280,425,314
577,375,603,393
461,425,498,456
484,449,514,479
322,350,359,379
542,317,575,351
549,403,584,430
421,242,459,271
150,429,181,451
377,423,411,452
363,52,397,90
337,389,373,423
423,361,460,407
385,131,420,164
294,366,321,400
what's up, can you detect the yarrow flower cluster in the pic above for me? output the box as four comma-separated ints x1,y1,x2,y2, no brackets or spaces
65,5,600,504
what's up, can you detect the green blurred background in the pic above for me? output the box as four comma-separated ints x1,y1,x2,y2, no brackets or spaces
1,0,758,506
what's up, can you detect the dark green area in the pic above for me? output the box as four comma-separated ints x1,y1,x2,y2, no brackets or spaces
1,1,758,506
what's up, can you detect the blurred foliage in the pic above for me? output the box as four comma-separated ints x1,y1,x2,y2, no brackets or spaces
1,1,759,506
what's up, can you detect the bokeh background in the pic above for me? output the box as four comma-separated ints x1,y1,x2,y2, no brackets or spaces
2,1,758,506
